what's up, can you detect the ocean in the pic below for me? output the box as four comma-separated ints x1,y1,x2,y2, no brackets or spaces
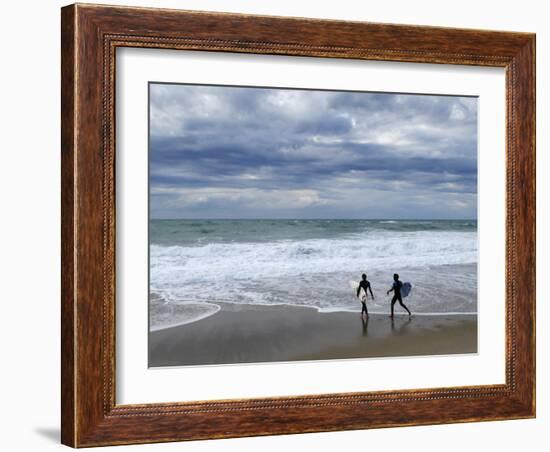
149,219,477,330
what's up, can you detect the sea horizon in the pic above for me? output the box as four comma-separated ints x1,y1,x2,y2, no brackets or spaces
150,217,477,221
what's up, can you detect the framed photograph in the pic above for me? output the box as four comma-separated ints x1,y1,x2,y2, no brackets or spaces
61,3,535,447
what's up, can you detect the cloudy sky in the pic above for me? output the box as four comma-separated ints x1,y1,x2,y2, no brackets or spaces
149,83,477,219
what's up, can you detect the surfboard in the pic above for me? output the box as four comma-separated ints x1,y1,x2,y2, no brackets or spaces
401,282,412,298
349,280,367,301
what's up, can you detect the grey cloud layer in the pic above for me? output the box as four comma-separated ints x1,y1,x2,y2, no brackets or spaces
149,84,477,219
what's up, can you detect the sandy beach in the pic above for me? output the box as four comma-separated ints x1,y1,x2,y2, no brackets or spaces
149,303,477,367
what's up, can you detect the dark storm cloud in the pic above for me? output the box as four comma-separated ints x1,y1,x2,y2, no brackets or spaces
149,84,477,219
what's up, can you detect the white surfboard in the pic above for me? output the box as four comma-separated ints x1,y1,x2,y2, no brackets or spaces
349,280,368,301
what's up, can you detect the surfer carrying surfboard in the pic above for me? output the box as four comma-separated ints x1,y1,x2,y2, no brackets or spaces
387,273,412,318
357,274,374,318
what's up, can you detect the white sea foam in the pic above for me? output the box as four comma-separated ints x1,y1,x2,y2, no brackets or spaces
149,301,220,331
151,231,476,282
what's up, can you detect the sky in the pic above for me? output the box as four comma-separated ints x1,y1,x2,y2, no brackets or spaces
149,83,477,219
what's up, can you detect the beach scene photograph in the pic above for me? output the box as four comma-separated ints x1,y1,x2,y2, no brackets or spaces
148,82,478,367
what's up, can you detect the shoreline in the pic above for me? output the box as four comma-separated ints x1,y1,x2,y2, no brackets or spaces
151,301,477,333
149,262,478,332
149,302,477,367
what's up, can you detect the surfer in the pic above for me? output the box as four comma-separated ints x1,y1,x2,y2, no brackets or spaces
357,274,374,318
387,273,412,318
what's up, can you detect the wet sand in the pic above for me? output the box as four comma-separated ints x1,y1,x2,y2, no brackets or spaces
149,303,477,367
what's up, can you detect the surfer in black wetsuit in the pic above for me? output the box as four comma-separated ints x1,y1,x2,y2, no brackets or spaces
387,273,411,318
357,274,374,318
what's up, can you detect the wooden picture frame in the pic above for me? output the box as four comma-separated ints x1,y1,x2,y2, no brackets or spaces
61,3,535,447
